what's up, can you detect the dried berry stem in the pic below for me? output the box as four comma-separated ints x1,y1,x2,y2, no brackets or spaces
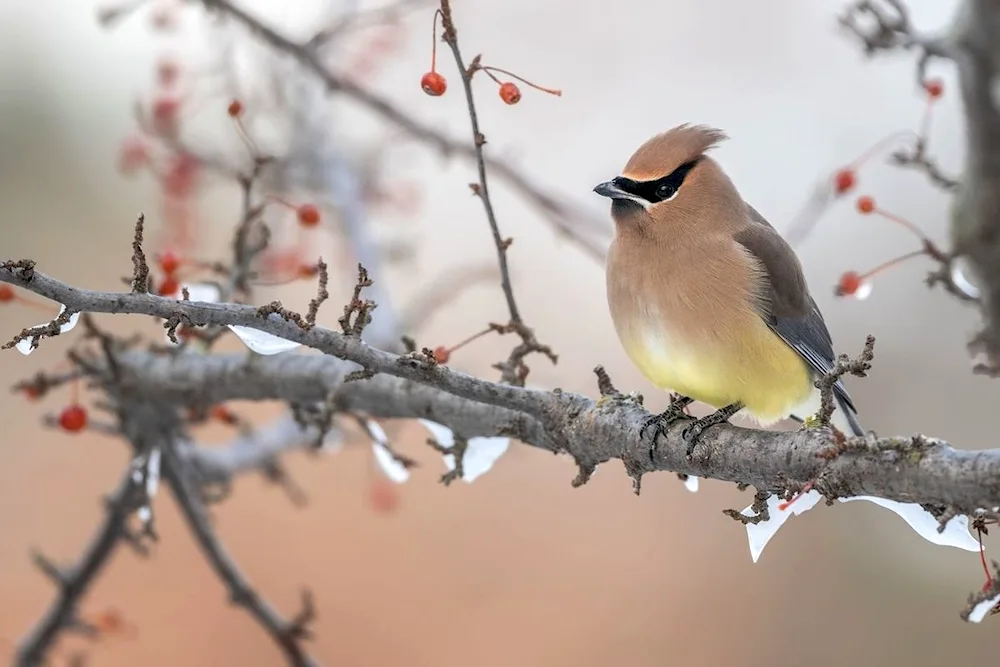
847,129,916,169
445,326,494,354
478,65,562,96
859,249,926,281
430,8,442,71
872,207,929,242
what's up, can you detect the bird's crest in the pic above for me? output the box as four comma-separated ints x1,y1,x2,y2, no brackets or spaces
622,124,728,181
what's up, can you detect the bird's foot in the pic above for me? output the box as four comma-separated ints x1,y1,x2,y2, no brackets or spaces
682,402,743,459
639,395,694,461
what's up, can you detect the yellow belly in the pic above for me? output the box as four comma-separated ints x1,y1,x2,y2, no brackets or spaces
622,321,813,423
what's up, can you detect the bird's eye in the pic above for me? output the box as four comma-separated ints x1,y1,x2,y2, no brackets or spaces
656,184,675,200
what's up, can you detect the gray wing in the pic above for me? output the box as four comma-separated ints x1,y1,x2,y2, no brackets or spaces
734,204,860,422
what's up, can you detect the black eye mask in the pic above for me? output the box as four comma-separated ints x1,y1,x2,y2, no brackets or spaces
613,158,701,204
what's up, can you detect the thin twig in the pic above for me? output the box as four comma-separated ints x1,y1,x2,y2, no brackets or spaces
196,0,611,263
15,470,140,667
436,0,557,386
130,213,150,293
161,447,320,667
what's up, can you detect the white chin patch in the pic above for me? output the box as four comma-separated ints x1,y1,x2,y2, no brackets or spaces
622,195,651,210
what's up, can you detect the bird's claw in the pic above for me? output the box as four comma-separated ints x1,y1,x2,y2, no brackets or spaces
682,423,707,458
682,402,743,460
639,396,694,461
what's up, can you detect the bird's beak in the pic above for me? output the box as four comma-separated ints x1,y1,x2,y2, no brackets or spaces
592,180,632,200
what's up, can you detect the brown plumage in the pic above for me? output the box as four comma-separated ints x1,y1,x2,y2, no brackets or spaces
593,124,862,450
622,124,729,181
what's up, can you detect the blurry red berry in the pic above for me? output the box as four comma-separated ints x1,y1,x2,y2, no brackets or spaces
117,135,149,175
92,609,125,634
162,153,200,198
856,196,875,214
22,386,41,401
297,264,319,279
157,59,180,87
149,4,176,31
421,71,447,96
59,404,88,432
432,346,450,364
836,271,863,297
834,169,855,195
227,99,243,118
369,479,400,514
0,284,14,303
158,250,180,275
923,79,944,100
175,324,196,342
211,404,237,424
151,96,181,136
499,82,521,105
158,276,180,296
297,204,321,227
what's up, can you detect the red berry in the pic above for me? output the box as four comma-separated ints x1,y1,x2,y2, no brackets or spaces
432,346,450,364
836,271,863,297
856,195,875,214
158,250,180,275
499,82,521,105
157,59,180,87
59,404,88,432
23,386,41,401
0,284,14,303
149,5,176,31
176,324,196,342
162,153,200,198
369,479,400,514
117,135,149,175
158,276,180,296
421,71,447,96
297,264,319,279
297,204,321,227
923,79,944,100
151,96,181,136
227,99,243,118
834,169,855,195
211,404,237,424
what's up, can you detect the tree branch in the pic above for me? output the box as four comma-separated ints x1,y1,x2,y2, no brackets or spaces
179,415,330,484
6,262,1000,513
162,445,320,667
94,341,1000,517
197,0,610,263
840,0,1000,371
14,469,139,667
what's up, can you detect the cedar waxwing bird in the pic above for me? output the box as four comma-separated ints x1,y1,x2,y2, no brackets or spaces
593,124,864,455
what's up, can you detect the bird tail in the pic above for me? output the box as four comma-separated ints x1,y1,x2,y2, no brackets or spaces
832,394,865,437
787,391,865,437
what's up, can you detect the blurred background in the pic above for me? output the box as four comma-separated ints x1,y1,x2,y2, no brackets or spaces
3,0,1000,664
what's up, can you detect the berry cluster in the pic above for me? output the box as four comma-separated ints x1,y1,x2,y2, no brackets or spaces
420,9,561,105
828,78,948,300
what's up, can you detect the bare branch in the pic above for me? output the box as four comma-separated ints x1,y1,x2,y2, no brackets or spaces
196,0,611,263
181,415,332,484
7,263,1000,518
162,446,320,667
305,259,329,328
839,1,1000,373
435,0,557,385
82,342,1000,516
338,263,375,336
816,335,876,427
130,213,150,293
15,469,140,667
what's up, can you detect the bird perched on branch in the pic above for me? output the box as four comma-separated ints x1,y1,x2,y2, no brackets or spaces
592,124,863,456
